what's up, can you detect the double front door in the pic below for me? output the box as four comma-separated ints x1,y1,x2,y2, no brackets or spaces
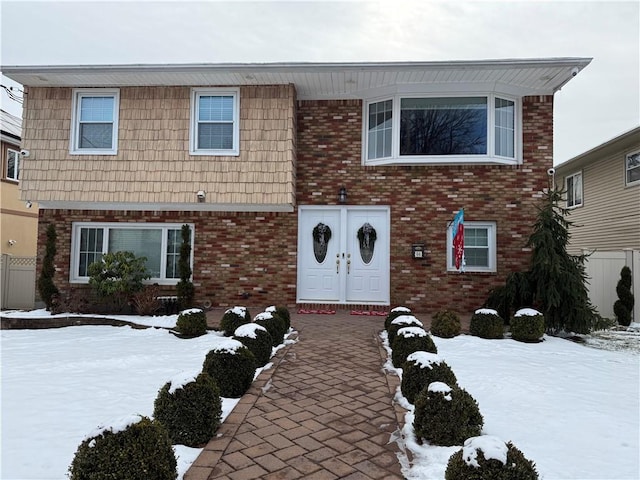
297,206,390,305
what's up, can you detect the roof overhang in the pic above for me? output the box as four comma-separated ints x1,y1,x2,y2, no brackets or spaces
1,58,592,99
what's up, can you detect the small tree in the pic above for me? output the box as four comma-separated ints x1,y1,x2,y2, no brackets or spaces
613,266,634,326
38,224,59,310
176,224,194,309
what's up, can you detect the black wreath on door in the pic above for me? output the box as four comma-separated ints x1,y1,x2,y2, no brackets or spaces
357,223,377,264
312,223,332,263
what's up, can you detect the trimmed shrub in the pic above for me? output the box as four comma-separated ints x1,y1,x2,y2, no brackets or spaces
254,311,286,347
413,382,483,447
266,305,291,331
613,266,634,327
220,306,251,336
153,372,222,447
445,436,539,480
391,327,437,368
470,308,504,339
176,308,208,337
68,414,177,480
511,308,545,343
176,224,195,310
388,315,423,345
401,351,458,404
431,310,461,338
38,223,59,311
202,340,256,398
234,323,273,367
385,306,412,331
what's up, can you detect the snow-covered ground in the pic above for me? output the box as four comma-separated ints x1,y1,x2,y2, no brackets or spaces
1,310,639,479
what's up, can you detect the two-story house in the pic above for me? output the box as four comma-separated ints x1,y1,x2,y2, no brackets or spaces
556,126,639,321
2,58,590,314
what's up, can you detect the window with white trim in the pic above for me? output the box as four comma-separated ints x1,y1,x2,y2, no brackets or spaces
6,148,19,181
626,150,640,186
446,221,496,272
190,87,240,155
70,223,193,284
365,94,519,165
565,172,583,208
70,89,119,155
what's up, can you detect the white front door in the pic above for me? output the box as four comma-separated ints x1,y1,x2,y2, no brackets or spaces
297,206,390,305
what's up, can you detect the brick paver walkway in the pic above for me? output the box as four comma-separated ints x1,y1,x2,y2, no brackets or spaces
186,312,406,480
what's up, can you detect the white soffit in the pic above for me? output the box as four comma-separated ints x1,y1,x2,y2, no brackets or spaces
1,58,592,99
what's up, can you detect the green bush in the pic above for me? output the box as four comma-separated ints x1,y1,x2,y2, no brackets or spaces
401,351,458,404
176,308,208,337
68,415,177,480
254,311,286,347
153,372,221,447
391,327,437,368
511,309,545,343
388,315,423,345
175,224,195,310
266,305,291,331
38,223,59,311
613,266,634,327
202,341,256,398
470,309,504,339
384,306,412,331
431,310,461,338
219,306,251,336
445,436,539,480
233,323,273,367
413,382,483,446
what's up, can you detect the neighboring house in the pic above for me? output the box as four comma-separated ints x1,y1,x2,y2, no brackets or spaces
556,126,640,321
2,58,590,314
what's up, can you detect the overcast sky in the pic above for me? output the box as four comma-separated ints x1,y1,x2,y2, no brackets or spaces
1,0,638,163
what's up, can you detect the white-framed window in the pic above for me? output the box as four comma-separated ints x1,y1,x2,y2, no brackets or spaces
565,172,583,208
446,221,497,273
190,87,240,156
626,150,640,186
70,89,120,155
365,93,519,165
70,222,194,284
6,148,19,181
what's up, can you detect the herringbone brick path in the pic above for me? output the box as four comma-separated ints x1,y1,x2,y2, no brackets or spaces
186,312,406,479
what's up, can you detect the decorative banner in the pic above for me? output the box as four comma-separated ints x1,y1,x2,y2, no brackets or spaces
312,222,331,263
451,209,465,271
357,222,377,264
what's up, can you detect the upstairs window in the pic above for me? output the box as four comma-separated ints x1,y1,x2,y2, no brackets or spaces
70,89,119,155
365,94,519,165
565,172,583,208
190,87,240,156
6,148,19,181
626,150,640,186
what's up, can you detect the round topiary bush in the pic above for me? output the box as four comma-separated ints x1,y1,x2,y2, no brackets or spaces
266,305,291,331
233,323,273,367
68,414,177,480
413,382,483,446
202,339,256,398
511,308,545,343
445,435,539,480
470,308,504,339
400,351,458,404
431,310,461,338
153,371,222,447
254,311,286,347
384,306,412,331
175,308,207,337
219,306,251,336
391,326,437,368
388,315,423,345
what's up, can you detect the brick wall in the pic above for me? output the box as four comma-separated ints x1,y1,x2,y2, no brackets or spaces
36,95,554,315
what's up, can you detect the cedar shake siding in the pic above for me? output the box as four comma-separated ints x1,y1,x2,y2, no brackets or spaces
34,94,553,314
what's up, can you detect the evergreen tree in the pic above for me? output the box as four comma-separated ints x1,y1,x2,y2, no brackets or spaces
526,188,597,334
176,224,195,309
38,224,59,310
613,266,634,326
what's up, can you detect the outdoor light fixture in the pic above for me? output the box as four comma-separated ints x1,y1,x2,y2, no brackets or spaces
338,186,347,203
196,190,206,203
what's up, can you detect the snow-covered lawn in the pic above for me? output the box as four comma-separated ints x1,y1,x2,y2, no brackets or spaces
1,310,639,480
